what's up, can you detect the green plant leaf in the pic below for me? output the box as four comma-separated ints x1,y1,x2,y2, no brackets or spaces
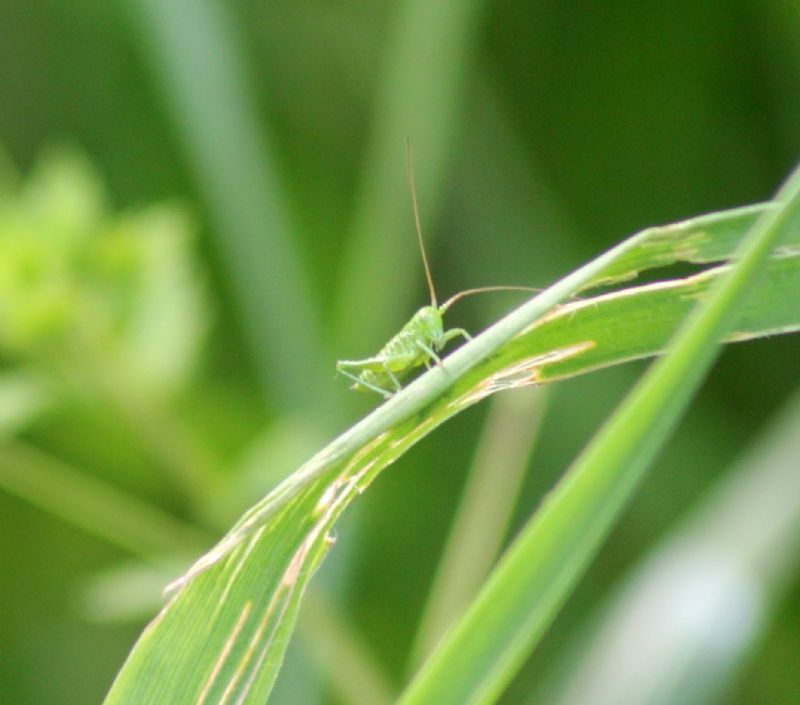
395,169,800,705
544,386,800,705
103,200,800,705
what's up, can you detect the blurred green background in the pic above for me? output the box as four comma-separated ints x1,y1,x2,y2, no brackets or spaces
0,1,798,704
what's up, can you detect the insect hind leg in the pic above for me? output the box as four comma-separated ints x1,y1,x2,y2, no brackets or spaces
381,363,403,393
336,367,394,399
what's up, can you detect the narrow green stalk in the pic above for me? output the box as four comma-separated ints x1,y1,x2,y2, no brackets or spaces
0,440,207,560
410,388,546,667
397,166,800,705
300,591,395,705
545,387,800,705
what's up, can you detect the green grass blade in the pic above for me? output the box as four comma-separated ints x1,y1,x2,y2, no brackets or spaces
102,196,800,705
395,168,800,705
125,0,325,408
581,203,788,288
547,386,800,705
491,252,800,386
0,441,206,559
409,388,547,668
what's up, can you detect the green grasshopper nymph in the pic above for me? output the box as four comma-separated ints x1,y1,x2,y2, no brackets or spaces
336,142,540,399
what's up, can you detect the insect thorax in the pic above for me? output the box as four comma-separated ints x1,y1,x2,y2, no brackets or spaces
405,305,444,345
369,305,444,365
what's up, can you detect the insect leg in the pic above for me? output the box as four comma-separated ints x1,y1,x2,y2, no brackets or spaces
337,367,394,399
415,340,441,366
381,361,404,392
442,327,472,345
416,328,472,370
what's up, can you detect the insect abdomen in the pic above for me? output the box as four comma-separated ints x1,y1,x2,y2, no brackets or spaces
346,306,444,395
355,330,422,390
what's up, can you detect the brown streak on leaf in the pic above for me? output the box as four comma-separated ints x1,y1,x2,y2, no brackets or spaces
196,601,253,705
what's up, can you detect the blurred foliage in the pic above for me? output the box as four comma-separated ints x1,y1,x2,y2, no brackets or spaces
0,148,206,397
0,1,798,704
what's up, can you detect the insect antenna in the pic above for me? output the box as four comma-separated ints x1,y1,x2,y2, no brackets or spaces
406,137,438,308
439,286,545,313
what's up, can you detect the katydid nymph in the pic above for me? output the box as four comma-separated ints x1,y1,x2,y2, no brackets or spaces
336,143,540,399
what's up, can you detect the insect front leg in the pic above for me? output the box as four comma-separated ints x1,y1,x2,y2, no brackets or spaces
442,327,471,345
415,339,441,367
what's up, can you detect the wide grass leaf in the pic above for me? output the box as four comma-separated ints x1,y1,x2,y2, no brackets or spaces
103,202,800,705
395,170,800,705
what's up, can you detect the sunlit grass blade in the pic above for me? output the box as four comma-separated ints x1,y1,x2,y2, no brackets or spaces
546,386,800,705
102,197,800,705
395,168,800,705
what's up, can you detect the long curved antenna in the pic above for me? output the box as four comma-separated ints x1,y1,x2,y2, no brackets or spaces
439,286,545,313
406,137,437,308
